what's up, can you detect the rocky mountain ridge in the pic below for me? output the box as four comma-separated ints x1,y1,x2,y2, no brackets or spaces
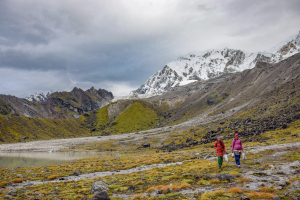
131,31,300,95
25,91,54,104
0,87,113,119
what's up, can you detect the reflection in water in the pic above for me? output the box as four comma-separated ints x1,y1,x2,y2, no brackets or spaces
0,151,116,168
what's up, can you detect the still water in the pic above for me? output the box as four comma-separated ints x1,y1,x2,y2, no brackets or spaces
0,151,116,168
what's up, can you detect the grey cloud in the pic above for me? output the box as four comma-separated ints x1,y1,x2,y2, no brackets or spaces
0,50,67,70
0,0,300,97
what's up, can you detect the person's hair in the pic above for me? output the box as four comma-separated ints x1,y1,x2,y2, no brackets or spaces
219,140,223,146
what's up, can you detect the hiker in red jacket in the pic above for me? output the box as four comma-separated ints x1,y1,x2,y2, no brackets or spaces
214,137,226,169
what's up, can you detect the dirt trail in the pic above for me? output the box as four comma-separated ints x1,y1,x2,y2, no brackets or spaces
0,129,167,152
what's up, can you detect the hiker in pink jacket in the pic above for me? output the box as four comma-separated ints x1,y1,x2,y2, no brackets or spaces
231,133,243,167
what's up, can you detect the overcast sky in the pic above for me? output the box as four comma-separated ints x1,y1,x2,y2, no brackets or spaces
0,0,300,97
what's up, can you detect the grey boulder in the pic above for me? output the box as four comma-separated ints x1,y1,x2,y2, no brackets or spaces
91,191,110,200
90,181,108,194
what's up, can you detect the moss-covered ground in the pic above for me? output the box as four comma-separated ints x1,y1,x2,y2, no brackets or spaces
1,130,300,199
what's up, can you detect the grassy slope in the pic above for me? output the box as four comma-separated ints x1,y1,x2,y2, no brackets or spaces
89,101,160,135
0,116,90,143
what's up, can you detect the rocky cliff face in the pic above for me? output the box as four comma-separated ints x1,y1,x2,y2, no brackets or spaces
131,31,300,95
1,87,113,119
45,87,113,118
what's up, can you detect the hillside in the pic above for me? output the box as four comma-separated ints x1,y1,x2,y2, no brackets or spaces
80,53,300,139
0,87,113,119
1,53,300,144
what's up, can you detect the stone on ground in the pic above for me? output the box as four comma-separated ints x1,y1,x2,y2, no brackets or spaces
90,181,108,194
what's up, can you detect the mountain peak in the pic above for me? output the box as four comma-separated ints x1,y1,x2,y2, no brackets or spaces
25,91,54,104
131,30,300,95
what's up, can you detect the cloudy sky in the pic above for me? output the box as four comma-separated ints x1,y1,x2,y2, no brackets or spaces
0,0,300,97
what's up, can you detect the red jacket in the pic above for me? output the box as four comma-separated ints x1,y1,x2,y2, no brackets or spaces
214,140,226,156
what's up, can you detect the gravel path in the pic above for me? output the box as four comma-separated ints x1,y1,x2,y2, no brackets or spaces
0,128,168,152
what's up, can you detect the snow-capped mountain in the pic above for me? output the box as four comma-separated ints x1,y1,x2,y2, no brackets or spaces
25,91,54,103
269,31,300,63
131,31,300,95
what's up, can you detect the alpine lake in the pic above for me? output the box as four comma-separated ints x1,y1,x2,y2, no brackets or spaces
0,151,116,168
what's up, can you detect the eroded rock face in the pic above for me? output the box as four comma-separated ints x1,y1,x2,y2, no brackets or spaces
90,181,108,194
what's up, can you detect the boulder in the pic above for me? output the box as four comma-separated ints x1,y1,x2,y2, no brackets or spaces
150,189,160,197
278,180,287,187
128,185,135,191
70,172,80,176
91,191,110,200
90,181,108,194
217,173,234,182
142,143,150,148
167,188,173,193
7,189,17,196
203,174,213,180
282,124,288,129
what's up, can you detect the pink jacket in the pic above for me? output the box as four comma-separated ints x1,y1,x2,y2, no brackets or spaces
232,139,243,151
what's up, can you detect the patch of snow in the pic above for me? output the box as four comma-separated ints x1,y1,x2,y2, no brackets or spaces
178,80,197,86
25,90,54,103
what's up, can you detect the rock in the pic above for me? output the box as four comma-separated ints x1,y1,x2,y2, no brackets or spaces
217,173,234,182
141,193,148,198
70,172,80,176
292,181,300,188
282,124,288,129
20,136,29,140
142,143,150,148
91,191,110,200
7,189,17,196
90,181,108,194
203,175,213,180
292,134,299,137
114,157,120,160
167,188,173,193
273,196,280,200
278,180,287,187
273,185,283,190
253,172,268,176
4,195,12,199
128,185,135,191
150,189,160,197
